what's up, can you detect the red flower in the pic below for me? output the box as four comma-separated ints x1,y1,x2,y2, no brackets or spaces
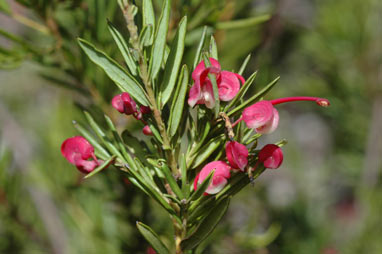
239,97,330,134
188,58,244,109
61,136,101,174
242,101,279,134
258,144,283,169
112,92,137,115
226,141,248,171
194,161,231,195
142,125,153,136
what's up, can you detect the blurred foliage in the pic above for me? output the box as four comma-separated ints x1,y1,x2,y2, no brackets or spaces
1,0,381,253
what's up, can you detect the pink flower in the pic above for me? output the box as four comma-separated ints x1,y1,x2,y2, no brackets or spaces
188,58,244,109
242,101,279,134
112,92,137,115
239,97,330,134
193,161,231,195
226,141,248,171
258,144,283,169
61,136,102,174
142,125,153,136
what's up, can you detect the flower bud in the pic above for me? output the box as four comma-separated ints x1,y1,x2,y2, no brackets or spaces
142,125,153,136
193,161,231,195
112,92,137,115
225,141,248,171
258,144,283,169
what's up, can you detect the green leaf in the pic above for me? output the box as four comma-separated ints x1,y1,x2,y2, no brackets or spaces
84,156,116,179
189,135,225,169
148,124,163,144
107,21,137,75
136,222,170,254
193,26,208,68
180,153,190,198
189,170,214,202
160,163,184,199
142,0,155,29
228,76,280,117
209,35,218,60
149,0,171,80
139,24,154,47
161,16,187,105
83,112,124,161
78,38,149,106
224,71,257,112
216,14,271,30
168,65,189,137
238,53,251,75
104,115,136,168
181,198,231,251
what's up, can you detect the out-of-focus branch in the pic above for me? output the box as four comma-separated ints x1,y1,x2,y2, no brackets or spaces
0,100,69,254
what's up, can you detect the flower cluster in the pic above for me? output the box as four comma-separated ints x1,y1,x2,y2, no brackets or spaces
112,92,152,135
191,59,329,195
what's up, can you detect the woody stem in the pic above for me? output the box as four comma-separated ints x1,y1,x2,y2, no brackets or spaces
122,2,178,175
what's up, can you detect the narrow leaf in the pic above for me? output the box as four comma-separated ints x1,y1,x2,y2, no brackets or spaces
149,0,171,80
228,76,280,117
238,53,251,75
189,135,224,169
142,0,155,30
160,163,184,199
209,35,218,59
181,198,231,251
78,38,149,106
180,153,189,197
136,222,170,254
139,24,154,47
216,14,271,30
193,26,208,68
84,156,116,179
168,65,189,136
107,21,137,75
161,16,187,105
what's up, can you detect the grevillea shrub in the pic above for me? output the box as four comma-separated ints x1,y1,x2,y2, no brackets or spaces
60,1,331,253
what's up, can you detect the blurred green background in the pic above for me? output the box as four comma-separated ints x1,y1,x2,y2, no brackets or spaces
1,0,381,253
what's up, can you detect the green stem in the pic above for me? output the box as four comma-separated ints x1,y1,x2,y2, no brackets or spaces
122,2,178,175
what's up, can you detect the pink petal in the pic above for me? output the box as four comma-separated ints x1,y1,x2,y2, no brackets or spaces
242,100,275,129
218,71,241,101
188,79,202,107
206,176,228,194
194,161,231,195
201,80,215,109
258,144,283,169
255,108,279,134
192,58,221,81
121,92,137,115
74,159,99,174
226,141,248,171
61,136,94,164
111,94,125,113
